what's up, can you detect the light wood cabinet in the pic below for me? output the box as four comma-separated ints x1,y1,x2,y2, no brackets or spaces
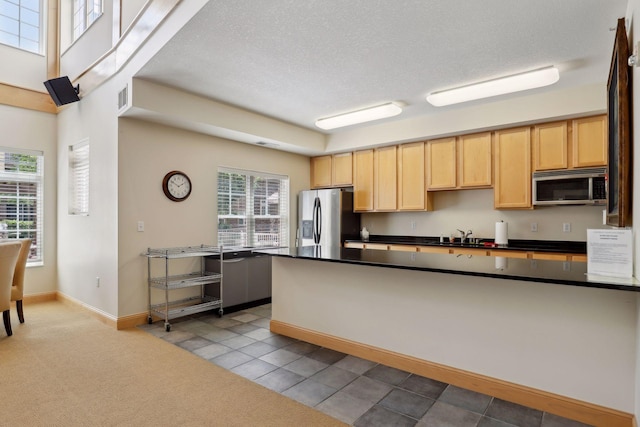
310,153,353,188
398,142,433,211
374,146,397,211
458,132,492,188
533,121,568,170
572,115,607,168
353,149,374,212
426,137,456,190
533,115,607,171
426,133,492,190
494,127,532,209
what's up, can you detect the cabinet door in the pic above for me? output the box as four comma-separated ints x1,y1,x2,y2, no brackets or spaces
374,146,397,210
426,137,456,190
494,127,532,209
311,155,332,188
398,142,431,210
332,152,353,186
458,132,492,188
572,115,607,168
247,255,272,302
353,149,374,211
533,121,568,171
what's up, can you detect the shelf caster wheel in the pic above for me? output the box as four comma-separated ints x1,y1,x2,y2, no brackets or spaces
147,316,153,325
218,308,224,318
165,324,171,332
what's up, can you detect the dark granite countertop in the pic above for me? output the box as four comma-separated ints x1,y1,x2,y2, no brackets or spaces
258,246,639,292
345,235,587,254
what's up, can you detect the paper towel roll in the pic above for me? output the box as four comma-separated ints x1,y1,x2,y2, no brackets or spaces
495,256,508,270
495,221,508,246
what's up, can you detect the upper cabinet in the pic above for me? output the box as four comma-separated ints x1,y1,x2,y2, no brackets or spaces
533,115,607,171
353,149,374,212
458,132,492,188
572,115,607,168
374,146,398,211
311,153,353,188
426,133,492,190
494,127,532,209
426,137,456,190
398,142,433,211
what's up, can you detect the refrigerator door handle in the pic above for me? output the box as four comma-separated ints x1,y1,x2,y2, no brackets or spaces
313,196,322,244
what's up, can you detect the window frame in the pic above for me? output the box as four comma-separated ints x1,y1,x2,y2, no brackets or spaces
217,167,289,249
68,139,90,216
72,0,103,41
0,146,44,266
0,0,43,54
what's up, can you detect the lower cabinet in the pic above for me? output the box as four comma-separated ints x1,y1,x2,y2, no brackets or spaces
206,253,271,308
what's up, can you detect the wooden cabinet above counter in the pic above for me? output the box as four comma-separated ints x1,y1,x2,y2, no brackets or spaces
310,114,607,211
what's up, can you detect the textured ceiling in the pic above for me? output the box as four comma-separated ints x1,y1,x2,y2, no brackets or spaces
135,0,628,133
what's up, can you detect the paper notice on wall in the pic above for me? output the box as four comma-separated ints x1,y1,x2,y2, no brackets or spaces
587,229,633,278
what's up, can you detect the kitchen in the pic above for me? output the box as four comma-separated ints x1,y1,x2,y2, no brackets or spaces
3,0,639,426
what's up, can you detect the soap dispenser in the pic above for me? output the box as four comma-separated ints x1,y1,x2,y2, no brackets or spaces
361,226,370,242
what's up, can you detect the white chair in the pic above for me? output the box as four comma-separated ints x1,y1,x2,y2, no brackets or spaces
0,241,21,336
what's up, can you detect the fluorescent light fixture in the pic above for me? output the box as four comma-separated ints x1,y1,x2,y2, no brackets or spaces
426,66,560,107
315,102,402,130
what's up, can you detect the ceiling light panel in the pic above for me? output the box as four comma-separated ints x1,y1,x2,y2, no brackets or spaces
315,103,403,130
426,66,560,107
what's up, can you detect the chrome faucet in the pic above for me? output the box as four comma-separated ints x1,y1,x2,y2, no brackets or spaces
457,229,473,244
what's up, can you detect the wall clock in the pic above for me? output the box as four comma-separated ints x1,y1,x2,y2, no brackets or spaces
162,170,192,202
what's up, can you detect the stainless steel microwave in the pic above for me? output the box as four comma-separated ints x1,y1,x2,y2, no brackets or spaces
532,167,607,206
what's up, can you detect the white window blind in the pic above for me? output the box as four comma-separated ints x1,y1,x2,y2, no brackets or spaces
0,147,43,265
0,0,41,53
68,140,89,215
73,0,102,41
217,168,289,248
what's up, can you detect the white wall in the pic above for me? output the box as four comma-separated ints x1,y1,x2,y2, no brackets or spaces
56,76,123,318
0,104,57,296
362,189,607,242
116,118,311,317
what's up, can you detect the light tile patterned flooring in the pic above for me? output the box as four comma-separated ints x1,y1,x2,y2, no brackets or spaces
139,304,592,427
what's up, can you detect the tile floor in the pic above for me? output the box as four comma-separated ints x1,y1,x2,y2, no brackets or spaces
139,304,592,427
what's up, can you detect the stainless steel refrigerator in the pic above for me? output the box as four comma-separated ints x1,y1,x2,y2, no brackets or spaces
297,188,361,247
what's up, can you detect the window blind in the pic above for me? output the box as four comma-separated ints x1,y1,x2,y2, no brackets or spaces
217,167,289,248
0,146,43,264
68,140,89,215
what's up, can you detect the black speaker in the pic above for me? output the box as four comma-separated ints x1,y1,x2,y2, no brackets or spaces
43,76,80,106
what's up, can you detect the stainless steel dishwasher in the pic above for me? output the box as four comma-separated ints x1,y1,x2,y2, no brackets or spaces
205,249,271,311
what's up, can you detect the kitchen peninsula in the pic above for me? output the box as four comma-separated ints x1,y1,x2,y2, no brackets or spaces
262,246,637,427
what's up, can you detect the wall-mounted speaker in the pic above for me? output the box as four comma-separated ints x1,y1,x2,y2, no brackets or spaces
43,76,80,106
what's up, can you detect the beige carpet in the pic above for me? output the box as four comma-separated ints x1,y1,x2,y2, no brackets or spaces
0,301,346,426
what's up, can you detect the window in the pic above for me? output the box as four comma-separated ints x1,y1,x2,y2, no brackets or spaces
68,140,89,215
73,0,102,41
0,147,43,265
217,168,289,248
0,0,41,53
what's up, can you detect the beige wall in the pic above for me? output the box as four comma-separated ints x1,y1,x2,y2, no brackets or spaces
0,104,57,296
363,189,606,242
117,118,310,317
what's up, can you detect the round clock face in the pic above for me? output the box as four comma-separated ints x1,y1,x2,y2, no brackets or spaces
162,171,192,202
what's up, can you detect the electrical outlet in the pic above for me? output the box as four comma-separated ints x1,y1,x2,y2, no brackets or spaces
530,223,538,232
137,221,144,232
562,223,571,232
563,261,571,271
410,253,416,261
410,221,416,230
96,277,100,288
